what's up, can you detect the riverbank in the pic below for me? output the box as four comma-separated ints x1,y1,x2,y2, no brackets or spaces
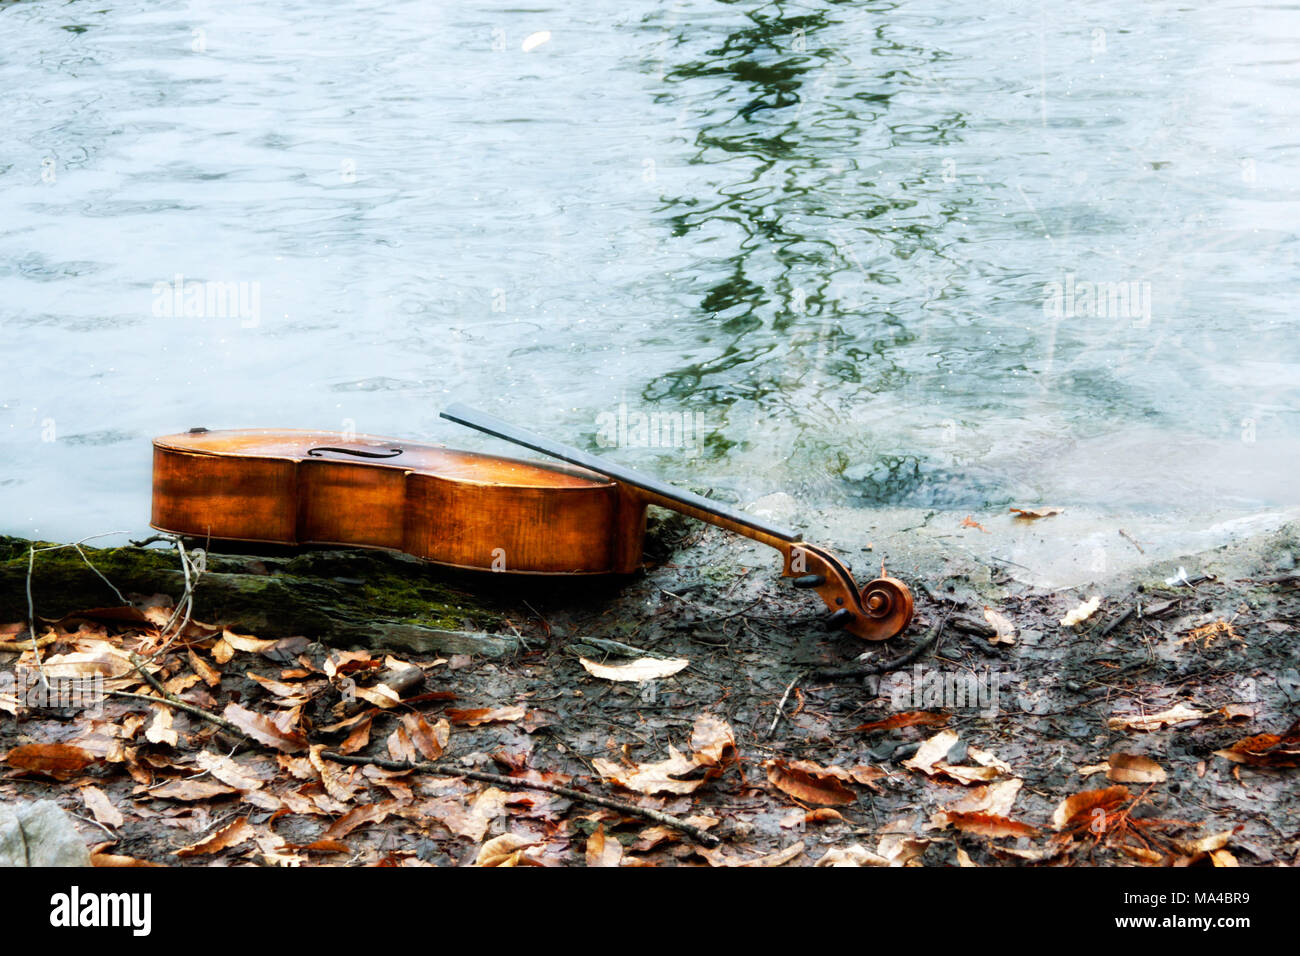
1,513,1297,865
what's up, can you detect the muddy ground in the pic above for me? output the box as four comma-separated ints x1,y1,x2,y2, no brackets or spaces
2,512,1298,866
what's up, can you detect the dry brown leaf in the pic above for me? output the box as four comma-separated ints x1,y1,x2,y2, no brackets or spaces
1052,786,1129,831
944,812,1039,839
689,713,736,768
387,725,417,764
816,844,890,867
1009,506,1063,519
594,747,704,796
222,702,308,752
955,846,978,867
579,657,689,682
701,841,805,867
1060,596,1102,627
175,816,255,857
194,751,266,791
149,777,237,802
90,852,164,867
323,800,401,841
5,743,96,780
961,515,990,533
983,607,1017,645
220,629,277,654
764,758,856,806
902,729,960,775
187,649,222,687
1106,752,1167,783
1109,703,1208,732
446,705,527,726
309,746,360,802
1214,721,1300,768
473,833,540,867
851,711,949,734
401,713,449,761
145,705,178,747
80,786,124,828
586,825,624,867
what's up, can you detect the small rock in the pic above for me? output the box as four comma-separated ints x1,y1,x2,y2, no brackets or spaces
0,800,90,867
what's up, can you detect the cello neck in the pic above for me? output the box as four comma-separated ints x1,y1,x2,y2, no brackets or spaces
439,403,800,549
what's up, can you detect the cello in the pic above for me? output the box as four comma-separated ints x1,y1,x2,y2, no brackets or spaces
150,404,913,642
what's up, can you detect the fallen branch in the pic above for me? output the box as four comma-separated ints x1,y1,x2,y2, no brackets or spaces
124,652,250,742
321,750,722,848
812,616,946,682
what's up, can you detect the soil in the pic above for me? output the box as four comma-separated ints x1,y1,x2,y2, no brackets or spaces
2,511,1298,867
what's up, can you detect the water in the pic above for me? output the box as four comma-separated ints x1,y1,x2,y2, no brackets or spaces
2,0,1298,547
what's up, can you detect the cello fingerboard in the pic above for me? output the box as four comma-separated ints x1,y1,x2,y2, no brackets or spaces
440,403,800,543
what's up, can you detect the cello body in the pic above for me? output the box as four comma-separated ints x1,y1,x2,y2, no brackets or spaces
151,408,914,642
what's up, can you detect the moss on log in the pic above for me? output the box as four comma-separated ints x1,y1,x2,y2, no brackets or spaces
0,536,521,657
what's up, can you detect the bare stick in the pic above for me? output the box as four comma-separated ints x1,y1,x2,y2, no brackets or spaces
765,671,804,739
321,750,722,848
812,616,947,682
124,652,249,741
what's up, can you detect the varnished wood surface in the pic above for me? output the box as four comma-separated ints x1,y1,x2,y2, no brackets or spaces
151,420,914,640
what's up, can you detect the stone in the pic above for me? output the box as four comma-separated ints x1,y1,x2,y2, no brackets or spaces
0,800,90,867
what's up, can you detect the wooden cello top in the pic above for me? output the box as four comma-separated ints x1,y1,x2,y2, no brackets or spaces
154,428,613,490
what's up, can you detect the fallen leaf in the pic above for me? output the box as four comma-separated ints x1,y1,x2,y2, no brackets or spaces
1109,703,1209,732
765,758,856,806
594,747,705,796
701,841,805,867
323,800,400,841
1106,752,1167,783
5,743,96,780
222,702,308,752
689,713,736,769
193,751,268,792
1214,721,1300,768
1052,786,1129,831
852,711,949,734
175,816,255,857
943,812,1039,839
91,852,163,867
586,825,623,867
387,725,417,764
150,777,237,801
145,705,178,747
402,713,449,761
445,705,527,726
579,657,689,682
903,730,960,775
1009,506,1063,519
1060,596,1102,627
187,649,222,687
309,746,360,802
816,844,890,867
220,629,277,654
473,833,540,867
80,786,124,828
983,607,1017,645
961,515,990,533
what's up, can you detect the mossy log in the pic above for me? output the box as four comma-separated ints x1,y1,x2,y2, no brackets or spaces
0,536,524,658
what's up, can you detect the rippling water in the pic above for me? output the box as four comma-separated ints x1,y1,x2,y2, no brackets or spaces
2,0,1298,543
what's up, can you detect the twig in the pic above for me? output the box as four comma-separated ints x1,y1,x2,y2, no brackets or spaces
765,671,804,739
25,532,128,678
123,652,249,741
812,615,947,681
320,750,721,848
1117,528,1145,554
